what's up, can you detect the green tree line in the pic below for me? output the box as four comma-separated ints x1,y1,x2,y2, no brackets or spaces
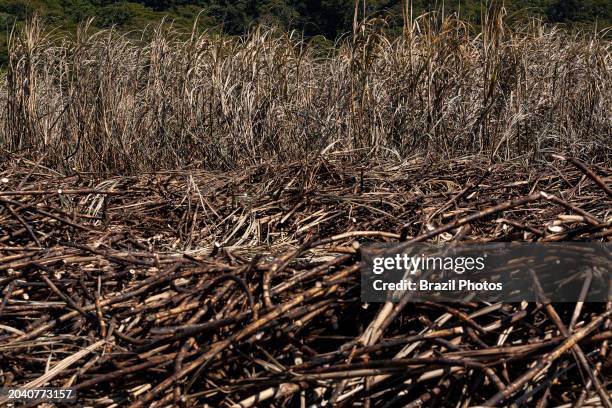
0,0,610,64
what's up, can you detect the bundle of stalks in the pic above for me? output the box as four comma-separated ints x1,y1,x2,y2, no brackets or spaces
0,153,610,407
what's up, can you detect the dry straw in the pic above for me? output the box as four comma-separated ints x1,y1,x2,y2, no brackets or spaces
0,11,610,173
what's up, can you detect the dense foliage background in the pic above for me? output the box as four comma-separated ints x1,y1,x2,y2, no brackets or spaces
2,1,610,34
0,0,610,64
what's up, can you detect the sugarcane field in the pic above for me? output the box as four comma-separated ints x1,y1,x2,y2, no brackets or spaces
0,1,611,407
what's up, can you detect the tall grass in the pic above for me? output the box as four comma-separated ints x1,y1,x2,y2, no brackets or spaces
1,12,610,173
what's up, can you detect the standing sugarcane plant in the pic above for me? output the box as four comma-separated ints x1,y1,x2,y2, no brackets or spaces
402,0,414,39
